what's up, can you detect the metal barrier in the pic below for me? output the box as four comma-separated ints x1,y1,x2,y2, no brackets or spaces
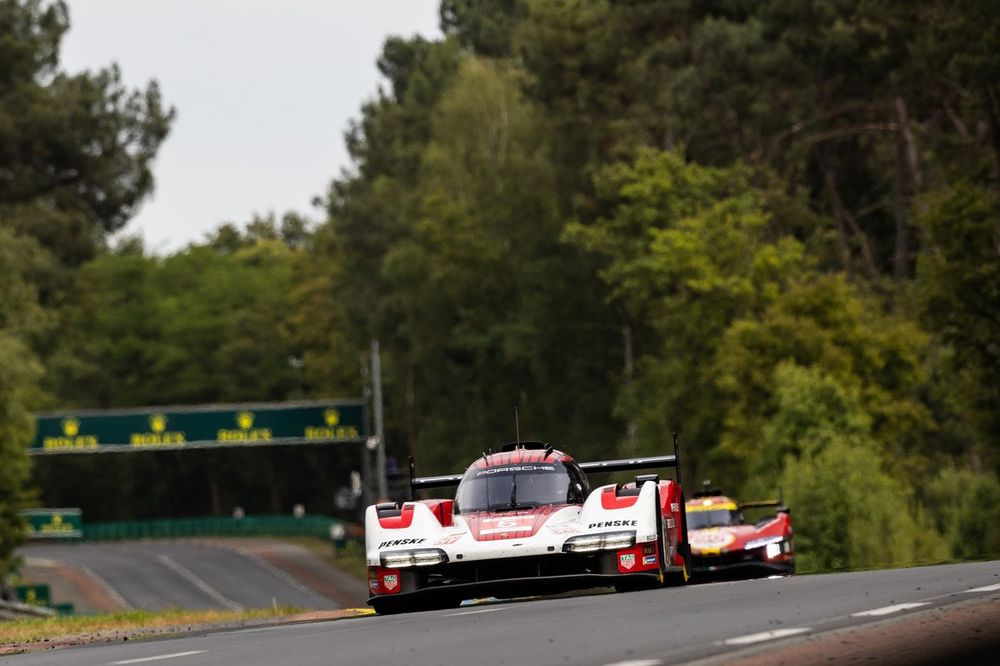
82,515,343,541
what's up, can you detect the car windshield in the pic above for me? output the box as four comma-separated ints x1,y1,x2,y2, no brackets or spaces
455,462,581,513
687,508,742,529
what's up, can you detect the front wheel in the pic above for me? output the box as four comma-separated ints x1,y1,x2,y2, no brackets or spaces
371,595,461,615
614,575,660,593
662,563,689,587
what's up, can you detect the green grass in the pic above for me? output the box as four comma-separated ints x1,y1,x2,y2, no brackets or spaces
0,607,298,646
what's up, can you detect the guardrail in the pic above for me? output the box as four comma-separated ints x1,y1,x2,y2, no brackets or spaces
0,599,56,620
82,515,345,541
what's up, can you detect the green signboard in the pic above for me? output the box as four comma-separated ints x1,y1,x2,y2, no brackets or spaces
15,584,52,606
29,400,367,454
21,508,83,539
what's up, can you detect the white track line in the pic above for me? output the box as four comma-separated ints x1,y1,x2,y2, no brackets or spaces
963,583,1000,593
722,628,811,645
109,650,206,664
227,546,331,606
76,563,132,610
603,660,663,666
157,555,244,611
851,602,929,617
443,607,508,617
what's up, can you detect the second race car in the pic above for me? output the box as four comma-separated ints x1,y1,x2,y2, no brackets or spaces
686,487,795,579
365,439,691,613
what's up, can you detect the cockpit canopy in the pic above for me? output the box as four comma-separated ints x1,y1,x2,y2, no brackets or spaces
455,459,589,513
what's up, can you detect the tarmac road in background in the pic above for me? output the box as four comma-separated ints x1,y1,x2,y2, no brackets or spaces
18,540,366,612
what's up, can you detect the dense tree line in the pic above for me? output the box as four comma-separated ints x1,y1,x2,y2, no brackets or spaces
2,1,999,575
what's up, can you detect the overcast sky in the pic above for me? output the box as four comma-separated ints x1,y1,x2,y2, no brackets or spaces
60,0,442,253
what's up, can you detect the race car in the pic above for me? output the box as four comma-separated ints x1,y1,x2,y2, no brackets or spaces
686,488,794,579
365,440,691,614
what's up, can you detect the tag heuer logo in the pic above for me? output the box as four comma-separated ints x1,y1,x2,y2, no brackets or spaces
620,553,636,570
383,574,399,591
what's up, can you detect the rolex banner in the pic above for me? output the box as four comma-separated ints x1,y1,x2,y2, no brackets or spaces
29,401,367,454
22,508,83,539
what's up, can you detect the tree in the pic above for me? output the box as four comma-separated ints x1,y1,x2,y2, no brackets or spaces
0,1,174,266
565,149,807,475
916,182,1000,470
715,275,932,487
0,227,47,576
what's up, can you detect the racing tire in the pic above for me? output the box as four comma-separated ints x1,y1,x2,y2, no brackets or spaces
613,575,660,593
662,563,689,587
371,595,461,615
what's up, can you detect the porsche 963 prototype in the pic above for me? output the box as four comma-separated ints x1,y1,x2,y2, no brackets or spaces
365,439,692,613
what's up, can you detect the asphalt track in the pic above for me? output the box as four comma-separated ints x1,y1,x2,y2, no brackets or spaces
19,541,343,611
5,560,999,665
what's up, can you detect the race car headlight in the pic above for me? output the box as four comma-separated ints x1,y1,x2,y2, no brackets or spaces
380,548,448,568
744,536,786,559
563,531,636,553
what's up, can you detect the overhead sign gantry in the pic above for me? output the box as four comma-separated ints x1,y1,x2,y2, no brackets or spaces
28,400,367,455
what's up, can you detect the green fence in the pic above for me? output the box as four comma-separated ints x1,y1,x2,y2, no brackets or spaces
83,515,344,541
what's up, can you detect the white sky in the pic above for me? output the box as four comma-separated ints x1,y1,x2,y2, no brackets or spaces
60,0,442,253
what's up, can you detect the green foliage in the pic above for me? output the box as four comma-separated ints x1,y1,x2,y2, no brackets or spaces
916,182,1000,470
924,468,1000,560
0,332,40,575
0,226,47,575
716,275,932,486
565,149,808,465
773,365,946,571
0,1,174,265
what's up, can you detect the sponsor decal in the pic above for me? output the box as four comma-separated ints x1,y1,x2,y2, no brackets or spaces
620,553,636,570
434,534,463,545
689,529,736,554
475,465,555,477
383,574,399,591
643,554,658,565
217,411,273,443
369,578,379,590
549,526,581,535
587,520,637,529
670,503,680,513
378,538,425,548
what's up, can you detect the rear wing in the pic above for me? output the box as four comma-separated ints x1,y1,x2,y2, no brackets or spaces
739,499,790,514
408,433,686,496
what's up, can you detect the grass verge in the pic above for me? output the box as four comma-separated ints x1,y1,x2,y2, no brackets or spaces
0,607,297,647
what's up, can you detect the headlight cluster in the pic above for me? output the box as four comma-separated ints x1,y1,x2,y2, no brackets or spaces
563,531,636,553
379,548,448,568
744,536,788,559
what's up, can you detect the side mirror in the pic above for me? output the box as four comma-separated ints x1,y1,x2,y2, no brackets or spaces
776,506,790,516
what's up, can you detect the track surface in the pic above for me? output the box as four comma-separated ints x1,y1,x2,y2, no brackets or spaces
5,560,999,665
19,541,340,611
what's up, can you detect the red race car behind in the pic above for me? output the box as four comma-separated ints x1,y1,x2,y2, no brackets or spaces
686,489,794,579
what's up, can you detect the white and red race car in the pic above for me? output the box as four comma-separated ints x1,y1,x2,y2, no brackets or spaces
365,440,691,614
